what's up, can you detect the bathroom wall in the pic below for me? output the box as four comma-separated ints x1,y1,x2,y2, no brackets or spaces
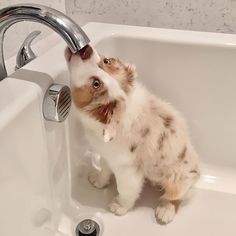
0,0,65,59
66,0,236,34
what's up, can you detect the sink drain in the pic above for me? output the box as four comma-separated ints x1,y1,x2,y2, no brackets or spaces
75,219,100,236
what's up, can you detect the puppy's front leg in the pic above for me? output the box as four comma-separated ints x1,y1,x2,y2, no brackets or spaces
88,159,112,189
109,166,144,215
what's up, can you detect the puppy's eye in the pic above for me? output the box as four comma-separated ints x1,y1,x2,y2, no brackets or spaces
92,79,101,89
103,58,110,64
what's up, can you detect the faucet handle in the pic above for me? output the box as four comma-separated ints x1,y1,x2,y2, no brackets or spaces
15,30,41,70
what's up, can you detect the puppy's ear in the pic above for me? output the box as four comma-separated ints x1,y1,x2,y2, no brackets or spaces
125,64,137,82
64,47,72,62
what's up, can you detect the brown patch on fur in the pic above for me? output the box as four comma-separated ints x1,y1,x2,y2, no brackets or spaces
120,79,132,94
184,160,188,164
178,146,187,160
170,200,182,213
160,114,173,129
141,127,150,137
158,132,168,150
78,45,93,60
150,100,176,133
163,182,179,200
72,86,93,108
190,169,200,175
161,155,165,160
88,101,117,124
99,90,108,97
161,175,184,201
125,64,136,82
159,114,176,135
130,144,138,152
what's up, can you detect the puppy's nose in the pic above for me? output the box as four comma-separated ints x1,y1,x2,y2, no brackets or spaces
78,45,93,60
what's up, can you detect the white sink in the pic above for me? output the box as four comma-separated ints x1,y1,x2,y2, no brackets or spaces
0,23,236,236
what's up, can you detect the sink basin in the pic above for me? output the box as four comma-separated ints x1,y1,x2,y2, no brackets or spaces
1,23,236,236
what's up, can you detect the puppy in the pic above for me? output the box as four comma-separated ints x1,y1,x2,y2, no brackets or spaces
65,45,200,224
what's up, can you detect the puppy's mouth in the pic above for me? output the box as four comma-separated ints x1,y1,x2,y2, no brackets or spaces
78,45,93,60
65,45,94,62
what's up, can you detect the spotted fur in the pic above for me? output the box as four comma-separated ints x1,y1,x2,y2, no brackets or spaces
65,45,200,225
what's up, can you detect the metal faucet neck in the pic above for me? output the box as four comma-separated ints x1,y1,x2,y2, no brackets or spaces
0,4,90,81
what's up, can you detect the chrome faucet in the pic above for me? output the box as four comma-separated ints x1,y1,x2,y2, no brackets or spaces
0,4,90,122
0,4,90,81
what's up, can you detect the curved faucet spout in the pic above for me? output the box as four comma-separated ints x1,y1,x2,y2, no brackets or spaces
0,4,90,81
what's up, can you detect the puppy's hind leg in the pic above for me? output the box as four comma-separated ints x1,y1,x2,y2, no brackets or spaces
155,173,198,225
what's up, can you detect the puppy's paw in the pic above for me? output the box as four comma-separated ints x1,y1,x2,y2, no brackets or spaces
109,198,129,216
155,200,176,225
88,169,109,189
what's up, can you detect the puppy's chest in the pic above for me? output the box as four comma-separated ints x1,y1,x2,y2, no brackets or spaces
86,127,125,152
80,116,134,162
86,129,134,168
